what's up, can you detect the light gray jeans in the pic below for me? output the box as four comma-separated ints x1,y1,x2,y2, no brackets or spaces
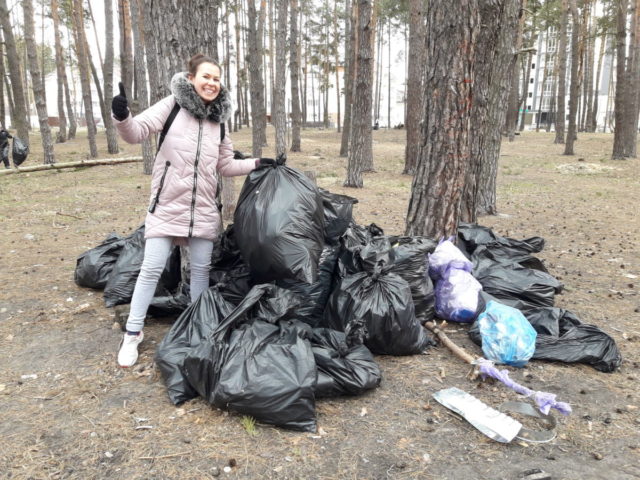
125,236,213,332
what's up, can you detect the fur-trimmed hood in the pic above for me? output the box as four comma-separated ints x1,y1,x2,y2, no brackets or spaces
170,72,233,123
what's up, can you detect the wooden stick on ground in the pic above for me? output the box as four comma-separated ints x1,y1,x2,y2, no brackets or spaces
0,156,143,176
424,321,481,380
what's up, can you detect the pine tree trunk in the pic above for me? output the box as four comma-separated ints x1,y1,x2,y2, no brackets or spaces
22,0,54,164
0,0,29,145
345,0,374,187
555,0,569,144
130,0,154,172
247,0,267,156
103,0,120,154
63,29,77,139
0,40,5,127
612,0,629,159
334,0,341,133
403,0,426,175
623,0,640,157
564,0,581,155
51,0,67,143
504,0,526,142
273,0,288,157
118,0,134,95
289,0,302,151
405,1,479,238
339,0,354,157
72,0,98,158
461,0,519,221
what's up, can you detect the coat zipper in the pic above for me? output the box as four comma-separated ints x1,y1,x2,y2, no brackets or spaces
189,119,204,237
148,161,171,213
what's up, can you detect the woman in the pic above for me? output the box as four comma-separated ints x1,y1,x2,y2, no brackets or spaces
112,53,274,367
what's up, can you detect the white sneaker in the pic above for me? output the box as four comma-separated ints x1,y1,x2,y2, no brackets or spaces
117,331,144,367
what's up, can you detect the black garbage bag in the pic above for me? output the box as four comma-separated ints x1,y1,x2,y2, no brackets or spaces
337,235,437,321
155,286,235,405
469,301,622,372
182,285,318,432
148,282,191,317
12,137,29,166
210,224,243,270
323,262,431,355
472,263,562,309
74,233,125,289
209,264,253,306
319,189,358,244
234,161,325,284
103,226,181,307
276,245,340,326
311,328,381,397
458,223,547,272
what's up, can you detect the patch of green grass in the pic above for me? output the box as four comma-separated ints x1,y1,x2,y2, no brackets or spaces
240,416,258,436
317,171,338,178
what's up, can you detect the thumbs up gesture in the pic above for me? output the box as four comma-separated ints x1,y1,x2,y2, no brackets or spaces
112,82,129,121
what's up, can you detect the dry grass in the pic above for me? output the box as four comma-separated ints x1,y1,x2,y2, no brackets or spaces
0,127,639,479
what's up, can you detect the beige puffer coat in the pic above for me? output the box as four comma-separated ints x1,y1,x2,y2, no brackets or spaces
114,73,256,241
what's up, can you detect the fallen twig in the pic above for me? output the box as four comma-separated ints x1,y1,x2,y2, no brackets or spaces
138,451,191,460
56,212,83,220
0,156,143,176
424,321,481,379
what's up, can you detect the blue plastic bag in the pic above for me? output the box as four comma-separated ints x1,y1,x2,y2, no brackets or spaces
477,300,537,367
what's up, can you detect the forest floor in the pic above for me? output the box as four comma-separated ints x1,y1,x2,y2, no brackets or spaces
0,127,639,480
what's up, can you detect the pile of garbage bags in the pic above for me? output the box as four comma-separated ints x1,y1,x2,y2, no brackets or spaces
74,163,622,431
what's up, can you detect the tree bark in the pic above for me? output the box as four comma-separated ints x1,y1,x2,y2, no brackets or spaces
130,0,154,173
504,0,527,142
612,0,629,159
72,0,98,158
103,0,120,154
404,0,426,175
274,0,288,157
0,0,29,145
623,0,640,157
22,0,55,164
564,0,581,155
405,1,479,238
340,0,355,157
118,0,134,95
345,0,374,188
462,0,519,222
247,0,267,157
289,0,302,151
51,0,67,143
554,0,569,144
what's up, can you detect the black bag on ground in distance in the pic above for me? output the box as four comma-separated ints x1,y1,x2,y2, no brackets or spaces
74,233,125,289
155,286,235,405
181,285,318,432
234,162,324,284
311,328,381,398
12,137,28,166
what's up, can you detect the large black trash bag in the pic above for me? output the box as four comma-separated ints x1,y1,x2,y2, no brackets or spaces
74,233,125,289
319,188,358,244
458,223,547,272
208,224,255,306
182,285,318,432
472,262,563,309
337,235,437,321
469,299,622,372
103,226,181,307
276,245,341,326
234,161,325,284
311,328,381,398
155,286,235,405
323,262,431,355
148,282,191,317
12,137,29,166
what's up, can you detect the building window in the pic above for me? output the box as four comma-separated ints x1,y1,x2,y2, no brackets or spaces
531,63,535,69
530,78,534,84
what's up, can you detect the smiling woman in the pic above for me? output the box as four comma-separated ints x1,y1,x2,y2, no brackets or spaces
109,52,267,368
